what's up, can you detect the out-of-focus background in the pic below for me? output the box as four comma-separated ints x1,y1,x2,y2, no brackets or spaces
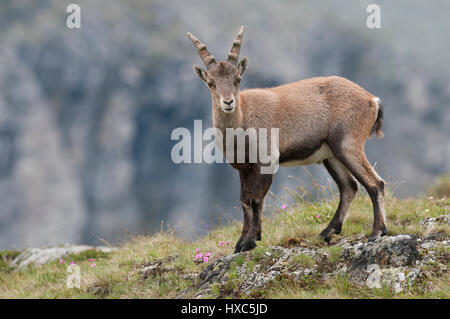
0,0,449,249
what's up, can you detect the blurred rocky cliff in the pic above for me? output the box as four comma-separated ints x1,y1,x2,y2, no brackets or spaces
0,0,449,249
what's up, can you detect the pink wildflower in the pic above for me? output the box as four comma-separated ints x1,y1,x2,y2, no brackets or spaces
203,256,209,262
195,253,203,260
205,252,211,257
195,248,200,253
224,241,230,246
218,241,224,246
281,204,287,210
88,258,95,262
90,263,96,268
58,258,63,264
70,261,75,265
316,214,321,219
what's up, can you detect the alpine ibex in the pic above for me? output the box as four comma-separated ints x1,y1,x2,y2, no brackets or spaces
187,26,386,252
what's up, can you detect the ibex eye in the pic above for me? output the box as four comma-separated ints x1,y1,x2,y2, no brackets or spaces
235,78,241,85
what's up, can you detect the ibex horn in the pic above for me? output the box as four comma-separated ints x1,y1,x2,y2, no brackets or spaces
186,32,216,69
227,26,244,65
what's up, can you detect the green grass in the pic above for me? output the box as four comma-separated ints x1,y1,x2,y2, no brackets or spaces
326,246,344,264
0,188,448,299
289,254,314,268
428,175,450,198
0,250,21,273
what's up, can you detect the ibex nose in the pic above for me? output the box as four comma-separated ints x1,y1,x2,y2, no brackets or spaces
224,99,234,106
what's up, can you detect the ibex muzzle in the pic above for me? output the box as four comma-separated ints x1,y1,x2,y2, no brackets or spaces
187,26,387,253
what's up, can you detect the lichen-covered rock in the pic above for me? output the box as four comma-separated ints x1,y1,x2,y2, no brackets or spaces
11,245,114,268
239,246,314,294
194,253,241,297
133,256,180,279
419,239,449,250
189,246,327,297
365,264,420,293
199,253,239,284
180,229,449,298
419,214,450,241
339,235,419,285
417,239,449,276
343,235,419,269
419,214,450,229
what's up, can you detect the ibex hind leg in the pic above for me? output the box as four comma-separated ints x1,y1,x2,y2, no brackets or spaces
320,157,359,243
331,145,387,241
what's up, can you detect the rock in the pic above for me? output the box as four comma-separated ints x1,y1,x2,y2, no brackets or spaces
340,235,419,286
366,264,420,293
343,235,419,269
419,214,450,229
424,231,449,241
183,233,449,297
239,246,299,294
417,239,449,273
198,253,239,288
190,246,325,297
11,245,114,268
420,214,450,241
420,239,449,250
136,256,178,279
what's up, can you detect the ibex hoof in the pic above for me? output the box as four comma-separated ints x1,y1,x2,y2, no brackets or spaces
368,228,387,242
368,233,381,242
319,232,332,244
234,239,256,253
319,226,340,244
234,239,242,253
240,239,256,252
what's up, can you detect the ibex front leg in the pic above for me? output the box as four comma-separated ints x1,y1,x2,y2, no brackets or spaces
235,169,273,253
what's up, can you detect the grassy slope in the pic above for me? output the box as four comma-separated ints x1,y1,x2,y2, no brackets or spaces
0,189,448,299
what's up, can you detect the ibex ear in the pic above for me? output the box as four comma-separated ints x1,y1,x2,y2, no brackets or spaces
237,56,249,77
193,65,208,83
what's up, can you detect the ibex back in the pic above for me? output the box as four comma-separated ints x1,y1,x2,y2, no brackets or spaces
187,26,386,253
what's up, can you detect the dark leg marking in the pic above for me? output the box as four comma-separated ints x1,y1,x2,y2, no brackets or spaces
320,157,359,243
329,142,387,242
234,169,273,253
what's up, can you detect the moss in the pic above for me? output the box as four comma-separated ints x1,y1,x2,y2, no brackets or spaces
327,246,344,264
434,246,450,263
246,260,256,272
218,263,242,298
266,272,325,294
250,247,266,261
270,249,282,259
65,249,110,262
210,283,220,297
234,255,245,266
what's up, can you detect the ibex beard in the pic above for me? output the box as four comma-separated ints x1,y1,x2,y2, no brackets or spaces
187,26,387,253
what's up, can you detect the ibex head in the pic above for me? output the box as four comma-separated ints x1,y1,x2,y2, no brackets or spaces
187,26,249,114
